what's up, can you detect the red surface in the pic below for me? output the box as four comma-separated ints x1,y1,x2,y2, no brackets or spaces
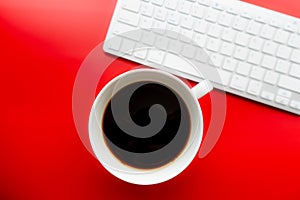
1,0,300,199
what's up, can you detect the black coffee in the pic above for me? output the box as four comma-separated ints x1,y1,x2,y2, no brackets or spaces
102,81,191,169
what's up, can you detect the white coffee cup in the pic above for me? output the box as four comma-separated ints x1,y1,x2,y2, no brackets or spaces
89,69,212,185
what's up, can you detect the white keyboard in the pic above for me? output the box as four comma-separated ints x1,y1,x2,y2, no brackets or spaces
103,0,300,115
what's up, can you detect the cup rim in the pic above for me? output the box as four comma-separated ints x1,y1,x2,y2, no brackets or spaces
89,68,203,185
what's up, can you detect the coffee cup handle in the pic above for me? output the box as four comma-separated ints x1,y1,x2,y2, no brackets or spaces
191,80,213,99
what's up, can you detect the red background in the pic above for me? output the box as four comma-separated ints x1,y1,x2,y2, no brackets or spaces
1,0,300,199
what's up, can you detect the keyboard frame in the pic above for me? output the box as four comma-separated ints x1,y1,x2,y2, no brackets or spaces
104,0,300,115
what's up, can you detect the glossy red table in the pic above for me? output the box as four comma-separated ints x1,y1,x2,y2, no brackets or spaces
1,0,300,199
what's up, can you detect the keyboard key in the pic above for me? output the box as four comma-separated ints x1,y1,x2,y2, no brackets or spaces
206,38,221,52
221,28,236,42
284,21,298,33
290,100,300,110
167,12,180,25
291,49,300,64
251,66,265,80
274,30,290,44
220,42,235,56
140,17,153,29
217,70,232,86
148,49,165,64
106,36,122,51
198,0,210,6
209,53,224,67
212,2,224,11
241,11,252,19
118,9,140,26
232,17,248,31
260,25,276,40
249,37,263,51
113,21,141,38
153,0,165,5
181,16,194,29
152,0,164,6
140,3,154,16
261,91,275,101
235,32,250,46
218,13,234,27
230,74,249,91
237,62,252,76
195,49,209,63
275,95,290,106
155,36,169,50
288,34,300,48
248,50,262,65
154,7,167,21
191,4,205,18
246,21,262,35
166,24,179,38
194,21,209,34
277,88,292,98
223,58,237,71
168,40,182,54
255,15,268,24
290,63,300,78
275,59,290,74
275,96,289,106
165,0,178,10
120,39,135,55
264,71,279,85
152,21,167,34
263,41,278,55
227,7,238,15
208,24,222,38
180,29,193,43
261,55,276,70
134,44,148,59
270,19,282,28
247,80,262,95
141,31,155,45
205,9,219,23
234,47,248,60
178,0,192,14
278,75,300,93
193,33,206,47
122,0,141,13
276,45,292,60
182,45,196,59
